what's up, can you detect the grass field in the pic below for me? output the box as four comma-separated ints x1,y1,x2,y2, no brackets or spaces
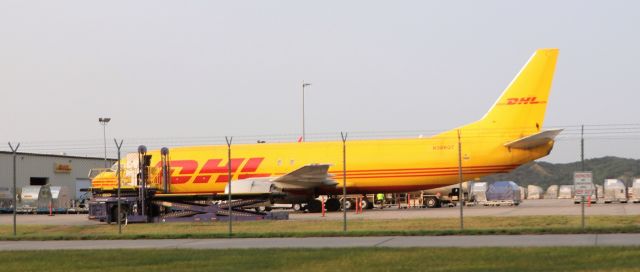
1,215,640,240
3,247,640,271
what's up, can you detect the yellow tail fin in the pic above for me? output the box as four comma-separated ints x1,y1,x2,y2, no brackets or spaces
476,48,559,134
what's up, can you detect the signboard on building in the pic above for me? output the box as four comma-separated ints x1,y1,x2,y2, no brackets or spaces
54,163,72,173
574,171,593,197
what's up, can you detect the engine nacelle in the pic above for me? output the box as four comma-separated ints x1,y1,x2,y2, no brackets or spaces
224,179,279,195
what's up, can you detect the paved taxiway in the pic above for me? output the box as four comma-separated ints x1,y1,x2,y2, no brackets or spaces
2,234,640,250
1,199,640,225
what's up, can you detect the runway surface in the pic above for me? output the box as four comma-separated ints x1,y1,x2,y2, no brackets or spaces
2,234,640,250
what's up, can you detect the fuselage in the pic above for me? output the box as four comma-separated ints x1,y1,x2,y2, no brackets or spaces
94,129,554,195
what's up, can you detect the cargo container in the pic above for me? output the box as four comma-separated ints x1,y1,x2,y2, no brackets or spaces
527,185,544,199
604,179,627,203
519,186,527,200
485,181,521,206
631,179,640,203
470,182,488,204
544,185,558,199
596,185,604,199
18,186,41,213
36,185,53,213
558,185,574,199
50,186,74,212
0,187,13,212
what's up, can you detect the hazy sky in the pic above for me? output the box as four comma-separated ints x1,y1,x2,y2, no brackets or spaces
1,1,639,162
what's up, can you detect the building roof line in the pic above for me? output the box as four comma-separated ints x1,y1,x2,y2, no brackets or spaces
0,151,116,161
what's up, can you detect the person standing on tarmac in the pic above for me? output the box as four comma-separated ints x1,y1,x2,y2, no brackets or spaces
376,193,385,209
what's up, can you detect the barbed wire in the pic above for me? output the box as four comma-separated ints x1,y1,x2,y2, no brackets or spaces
2,122,640,157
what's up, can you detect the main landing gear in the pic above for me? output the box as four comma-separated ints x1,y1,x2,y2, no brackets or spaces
302,196,373,213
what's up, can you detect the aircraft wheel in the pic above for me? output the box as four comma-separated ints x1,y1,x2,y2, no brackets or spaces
306,200,322,213
325,198,340,212
361,198,373,210
343,199,355,210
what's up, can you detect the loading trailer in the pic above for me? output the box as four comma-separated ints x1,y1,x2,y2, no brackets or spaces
88,146,288,224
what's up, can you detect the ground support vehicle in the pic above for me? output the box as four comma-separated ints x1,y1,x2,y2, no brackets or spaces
89,147,288,224
89,193,286,223
421,187,465,208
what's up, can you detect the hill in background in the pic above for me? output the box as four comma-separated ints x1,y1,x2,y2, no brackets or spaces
480,156,640,188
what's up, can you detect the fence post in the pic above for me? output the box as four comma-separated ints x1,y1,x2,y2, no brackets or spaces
8,142,20,237
114,139,124,234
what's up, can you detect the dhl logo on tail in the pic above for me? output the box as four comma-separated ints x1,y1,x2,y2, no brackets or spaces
499,97,547,105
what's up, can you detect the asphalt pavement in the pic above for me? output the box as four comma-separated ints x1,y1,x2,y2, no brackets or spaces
2,234,640,250
2,199,640,225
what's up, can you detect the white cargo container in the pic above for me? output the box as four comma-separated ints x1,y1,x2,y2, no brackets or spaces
604,179,628,203
36,185,53,213
558,185,574,199
0,187,13,211
631,179,640,203
596,185,604,199
18,186,41,213
50,186,74,212
470,182,488,204
519,186,527,200
527,185,544,199
544,185,559,199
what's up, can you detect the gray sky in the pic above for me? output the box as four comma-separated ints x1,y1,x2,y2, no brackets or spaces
1,0,639,163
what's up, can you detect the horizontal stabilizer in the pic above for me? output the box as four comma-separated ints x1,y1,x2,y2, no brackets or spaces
273,164,337,189
504,129,563,149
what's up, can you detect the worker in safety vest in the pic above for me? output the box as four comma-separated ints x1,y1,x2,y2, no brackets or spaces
376,193,385,209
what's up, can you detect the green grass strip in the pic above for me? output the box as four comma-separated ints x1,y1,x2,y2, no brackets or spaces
2,247,640,272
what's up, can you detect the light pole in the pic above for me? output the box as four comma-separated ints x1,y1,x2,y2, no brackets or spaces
302,81,311,142
98,117,111,168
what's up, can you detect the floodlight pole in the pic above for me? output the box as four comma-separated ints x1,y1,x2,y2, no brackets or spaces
226,136,233,237
581,125,585,171
8,142,20,237
114,139,123,234
302,81,311,141
457,130,464,230
99,117,111,168
581,125,585,229
341,132,348,232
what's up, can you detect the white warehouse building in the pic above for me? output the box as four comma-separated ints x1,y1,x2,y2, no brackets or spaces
0,151,115,200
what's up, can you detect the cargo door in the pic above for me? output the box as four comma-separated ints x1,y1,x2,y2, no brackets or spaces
125,153,140,187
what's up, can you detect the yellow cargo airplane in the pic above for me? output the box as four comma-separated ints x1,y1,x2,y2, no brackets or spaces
92,48,560,213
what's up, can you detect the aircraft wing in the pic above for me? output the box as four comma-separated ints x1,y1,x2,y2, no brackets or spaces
272,164,337,189
504,129,563,149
